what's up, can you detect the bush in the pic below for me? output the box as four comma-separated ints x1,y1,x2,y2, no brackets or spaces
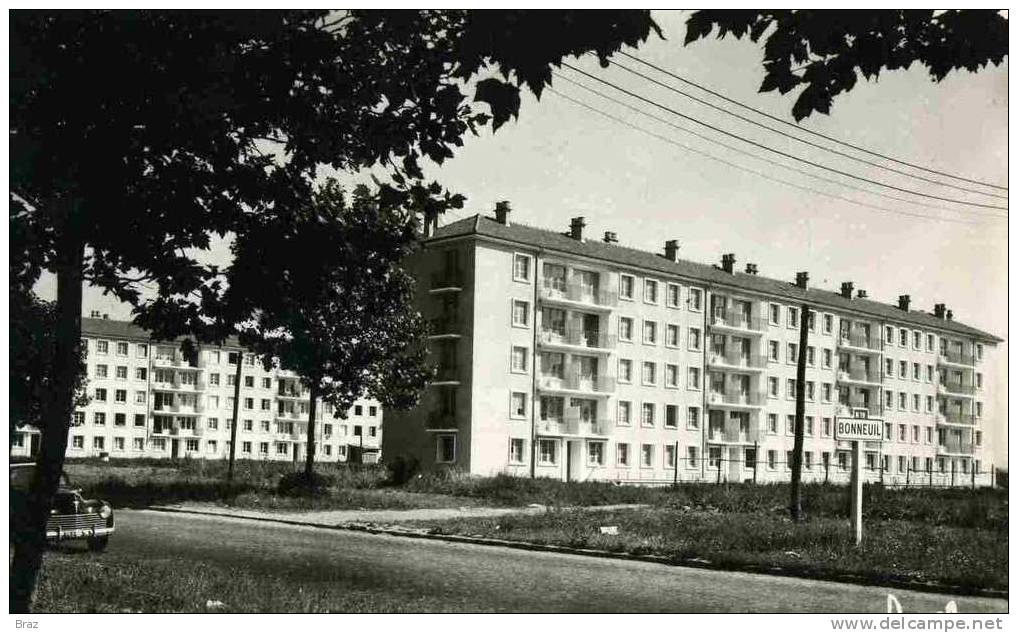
385,456,420,486
277,471,335,497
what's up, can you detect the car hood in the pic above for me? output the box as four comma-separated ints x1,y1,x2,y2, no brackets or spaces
52,489,105,513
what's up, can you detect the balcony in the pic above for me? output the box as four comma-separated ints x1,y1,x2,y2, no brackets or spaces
836,367,883,387
429,269,463,293
837,332,883,353
937,411,977,427
837,400,883,417
707,351,767,372
432,365,461,386
275,409,306,421
538,415,610,437
151,379,204,392
539,282,618,311
938,349,977,367
938,381,976,397
152,401,202,415
536,372,615,396
707,390,765,408
709,312,764,334
277,387,308,399
428,315,463,339
152,355,202,370
538,327,616,352
937,440,975,457
155,423,203,437
425,411,458,431
706,423,760,445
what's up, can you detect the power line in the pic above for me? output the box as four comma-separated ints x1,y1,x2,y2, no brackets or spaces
609,59,1007,201
560,62,1008,212
553,72,1006,221
548,87,990,226
618,51,1009,193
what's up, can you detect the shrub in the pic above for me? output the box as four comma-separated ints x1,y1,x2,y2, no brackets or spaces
385,456,420,486
277,471,335,497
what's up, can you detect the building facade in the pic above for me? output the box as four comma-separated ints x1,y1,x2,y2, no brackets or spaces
383,211,1001,487
11,317,383,463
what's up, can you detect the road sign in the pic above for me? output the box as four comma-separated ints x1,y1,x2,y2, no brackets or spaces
835,408,882,545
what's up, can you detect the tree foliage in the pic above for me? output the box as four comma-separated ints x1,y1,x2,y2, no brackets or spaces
684,10,1008,120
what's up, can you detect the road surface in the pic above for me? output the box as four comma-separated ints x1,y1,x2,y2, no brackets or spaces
109,509,1006,613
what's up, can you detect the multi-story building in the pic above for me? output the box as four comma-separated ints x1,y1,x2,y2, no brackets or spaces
10,316,383,463
383,209,1002,487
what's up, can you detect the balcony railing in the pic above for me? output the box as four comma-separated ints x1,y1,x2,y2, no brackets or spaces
837,400,883,417
836,367,882,384
426,411,458,431
152,401,202,414
537,372,616,394
707,390,765,407
538,327,616,351
707,351,767,370
707,424,760,444
428,315,463,337
151,379,205,391
838,332,883,352
430,269,463,291
939,381,976,396
939,350,977,366
709,312,764,332
539,282,618,308
277,387,307,399
937,411,977,426
938,441,975,456
540,415,610,437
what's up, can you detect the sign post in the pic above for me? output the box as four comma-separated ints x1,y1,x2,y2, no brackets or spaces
836,408,883,546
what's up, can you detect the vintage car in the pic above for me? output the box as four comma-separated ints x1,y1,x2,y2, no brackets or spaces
9,462,115,551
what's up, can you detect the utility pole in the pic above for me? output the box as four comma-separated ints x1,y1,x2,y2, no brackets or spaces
789,304,810,522
227,351,243,482
752,441,759,484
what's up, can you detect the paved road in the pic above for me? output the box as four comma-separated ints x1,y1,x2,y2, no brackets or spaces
112,509,1006,613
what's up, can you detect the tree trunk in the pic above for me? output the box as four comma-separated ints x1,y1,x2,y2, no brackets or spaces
789,304,810,522
227,352,243,481
10,231,84,613
304,382,318,477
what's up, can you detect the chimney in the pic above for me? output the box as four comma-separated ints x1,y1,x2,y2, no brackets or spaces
794,271,809,289
494,201,511,225
745,263,758,275
720,253,735,274
897,295,911,312
603,231,618,244
946,309,953,321
856,289,868,299
933,303,946,319
663,240,679,261
840,282,854,299
569,216,585,241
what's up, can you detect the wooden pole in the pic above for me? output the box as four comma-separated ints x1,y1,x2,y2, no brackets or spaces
673,441,679,486
850,440,862,545
716,454,722,484
928,462,933,488
905,462,910,488
971,461,976,489
951,460,957,487
752,441,759,485
789,304,810,522
825,455,830,485
227,351,243,482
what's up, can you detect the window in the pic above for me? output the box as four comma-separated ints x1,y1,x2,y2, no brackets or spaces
72,436,84,449
616,443,630,466
243,375,253,388
912,425,920,443
261,399,270,411
912,394,920,412
244,397,254,410
806,381,815,401
686,287,703,311
806,346,816,366
644,279,658,304
355,405,363,416
822,417,832,437
976,372,984,389
767,413,778,434
96,340,109,354
114,413,126,426
259,442,269,455
822,314,833,334
687,367,701,390
787,307,799,328
767,377,778,398
512,254,531,282
510,346,529,373
687,407,700,430
618,359,632,383
899,360,907,378
665,405,678,428
664,444,676,469
276,443,289,456
885,326,894,343
885,358,894,377
95,387,107,402
767,341,779,362
769,304,780,325
262,377,271,389
898,392,907,410
116,341,129,356
617,401,631,426
822,348,832,369
93,437,105,450
243,419,253,432
822,383,832,403
261,420,271,432
927,334,935,352
208,373,220,386
688,327,701,351
96,364,108,378
787,343,798,364
619,274,634,300
206,417,218,430
884,423,893,440
665,364,679,388
509,438,525,464
135,367,147,381
643,320,658,344
617,316,634,342
976,402,983,418
511,300,530,327
538,439,558,465
641,402,655,427
114,365,127,380
587,441,605,466
898,424,907,442
913,331,922,349
912,362,920,381
687,446,699,469
436,434,457,463
666,283,680,308
925,396,933,413
767,450,777,470
134,414,145,427
115,389,127,403
641,444,654,468
666,324,680,347
642,361,656,386
899,328,908,346
785,379,796,399
510,392,527,418
786,415,795,436
137,343,148,358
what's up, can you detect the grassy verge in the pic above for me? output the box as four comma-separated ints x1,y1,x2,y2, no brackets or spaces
406,508,1008,592
32,548,464,613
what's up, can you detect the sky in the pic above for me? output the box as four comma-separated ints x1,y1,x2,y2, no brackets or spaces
38,10,1009,465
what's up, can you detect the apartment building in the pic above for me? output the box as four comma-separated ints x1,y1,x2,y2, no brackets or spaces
382,209,1002,487
10,316,383,463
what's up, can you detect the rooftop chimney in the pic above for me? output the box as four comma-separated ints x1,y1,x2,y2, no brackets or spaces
663,240,679,261
569,216,586,241
745,263,758,275
933,303,946,319
494,201,511,225
856,289,868,299
720,253,735,274
603,231,618,244
794,271,809,289
946,309,953,321
840,282,854,299
897,295,911,312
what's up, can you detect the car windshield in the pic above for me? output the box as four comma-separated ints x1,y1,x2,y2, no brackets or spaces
9,466,71,491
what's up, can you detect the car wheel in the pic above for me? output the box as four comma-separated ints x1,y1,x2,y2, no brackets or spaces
87,536,109,553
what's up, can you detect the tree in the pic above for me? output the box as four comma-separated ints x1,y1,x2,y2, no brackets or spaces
684,10,1008,120
10,10,660,611
228,180,432,479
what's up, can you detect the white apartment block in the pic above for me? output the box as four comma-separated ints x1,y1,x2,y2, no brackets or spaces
11,316,383,464
383,209,1002,487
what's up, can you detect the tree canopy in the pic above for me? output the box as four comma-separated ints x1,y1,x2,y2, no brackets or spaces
684,10,1008,120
